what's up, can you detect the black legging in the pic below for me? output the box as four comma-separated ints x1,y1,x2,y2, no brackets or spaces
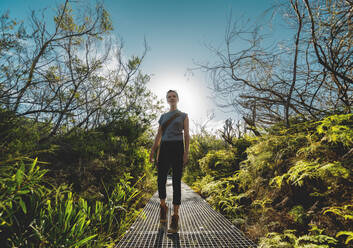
157,140,184,205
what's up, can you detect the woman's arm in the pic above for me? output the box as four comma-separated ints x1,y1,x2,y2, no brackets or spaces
183,115,190,166
149,125,163,163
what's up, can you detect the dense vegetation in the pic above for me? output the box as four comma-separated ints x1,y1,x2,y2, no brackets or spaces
188,0,353,246
1,0,352,247
0,106,159,247
183,114,353,247
0,1,160,247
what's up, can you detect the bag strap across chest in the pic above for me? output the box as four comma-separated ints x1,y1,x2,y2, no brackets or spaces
161,112,181,133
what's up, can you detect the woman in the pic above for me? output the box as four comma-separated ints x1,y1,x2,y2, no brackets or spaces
149,90,190,233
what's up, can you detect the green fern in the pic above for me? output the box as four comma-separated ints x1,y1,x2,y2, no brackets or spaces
259,227,337,247
324,205,353,244
323,204,353,220
270,160,349,188
259,231,293,248
253,198,273,211
317,114,353,147
336,231,353,245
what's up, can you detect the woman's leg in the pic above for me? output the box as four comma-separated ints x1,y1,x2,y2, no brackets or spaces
171,141,184,212
157,143,170,222
157,166,168,202
157,143,170,202
158,167,168,223
171,168,182,207
168,141,183,233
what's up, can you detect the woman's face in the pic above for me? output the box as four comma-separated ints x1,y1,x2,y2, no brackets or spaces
167,91,179,106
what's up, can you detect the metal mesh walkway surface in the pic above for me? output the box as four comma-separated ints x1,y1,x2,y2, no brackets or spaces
117,178,257,247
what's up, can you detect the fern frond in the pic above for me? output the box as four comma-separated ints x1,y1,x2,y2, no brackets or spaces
336,231,353,244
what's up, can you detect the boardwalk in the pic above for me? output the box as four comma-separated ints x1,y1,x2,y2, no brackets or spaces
117,178,257,247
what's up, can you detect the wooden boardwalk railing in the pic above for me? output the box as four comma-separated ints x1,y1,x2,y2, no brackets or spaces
117,178,257,247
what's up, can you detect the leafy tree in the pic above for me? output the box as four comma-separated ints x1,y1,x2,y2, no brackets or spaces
0,0,154,139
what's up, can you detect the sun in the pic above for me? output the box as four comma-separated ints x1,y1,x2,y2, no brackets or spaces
148,73,212,128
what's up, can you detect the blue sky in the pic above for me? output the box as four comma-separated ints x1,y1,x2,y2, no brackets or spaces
1,0,280,132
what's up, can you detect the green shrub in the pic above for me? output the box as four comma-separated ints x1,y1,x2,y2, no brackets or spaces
270,160,350,188
0,159,142,247
259,227,338,248
199,149,239,179
289,205,306,225
183,132,224,185
0,109,50,162
187,114,353,246
0,158,49,246
324,205,353,245
30,173,140,247
317,114,353,148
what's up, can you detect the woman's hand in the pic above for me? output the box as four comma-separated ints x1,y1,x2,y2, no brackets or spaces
183,151,189,167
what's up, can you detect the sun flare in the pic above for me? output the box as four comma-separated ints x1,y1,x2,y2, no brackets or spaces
148,73,212,128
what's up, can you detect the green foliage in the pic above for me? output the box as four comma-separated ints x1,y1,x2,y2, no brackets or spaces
244,133,307,184
197,137,251,180
31,190,98,247
192,174,251,221
47,115,152,192
336,231,353,245
317,114,353,148
270,160,350,188
0,109,51,162
186,113,353,246
183,132,224,184
128,56,141,70
184,133,253,224
0,159,48,233
54,2,112,35
0,159,142,247
0,1,158,246
60,116,149,160
324,205,353,244
323,204,353,221
183,132,251,184
30,173,140,247
198,149,238,179
0,12,26,56
100,8,113,31
289,205,306,225
0,88,156,245
259,227,338,248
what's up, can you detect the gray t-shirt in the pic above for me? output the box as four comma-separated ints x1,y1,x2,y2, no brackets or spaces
158,110,187,141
